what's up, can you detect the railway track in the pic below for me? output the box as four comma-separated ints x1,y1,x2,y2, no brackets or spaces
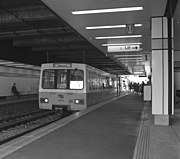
0,109,72,144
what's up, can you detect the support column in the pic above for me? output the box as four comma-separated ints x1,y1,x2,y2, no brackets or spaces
151,17,174,125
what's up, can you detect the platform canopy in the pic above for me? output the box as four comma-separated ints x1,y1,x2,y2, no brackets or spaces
0,0,178,75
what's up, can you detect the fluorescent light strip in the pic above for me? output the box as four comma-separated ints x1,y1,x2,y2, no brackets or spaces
120,60,143,62
121,60,143,63
86,25,126,30
102,43,142,46
96,35,142,39
15,65,33,68
72,7,143,15
0,62,14,65
114,54,142,57
118,58,143,60
86,24,142,30
134,24,142,27
5,63,25,66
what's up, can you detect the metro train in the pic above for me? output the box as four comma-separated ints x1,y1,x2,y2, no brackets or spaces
0,65,40,97
39,63,118,111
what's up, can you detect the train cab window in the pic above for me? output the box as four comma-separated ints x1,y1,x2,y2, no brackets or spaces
56,70,67,89
42,70,55,88
42,69,83,90
70,69,84,89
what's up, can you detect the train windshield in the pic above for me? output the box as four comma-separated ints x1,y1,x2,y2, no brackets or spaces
42,69,84,90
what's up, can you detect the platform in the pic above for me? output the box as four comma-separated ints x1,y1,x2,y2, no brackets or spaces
0,94,38,106
0,93,180,159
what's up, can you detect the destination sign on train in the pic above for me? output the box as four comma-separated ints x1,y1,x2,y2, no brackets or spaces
53,63,72,67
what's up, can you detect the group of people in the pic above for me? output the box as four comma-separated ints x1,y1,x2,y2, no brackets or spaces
128,81,145,95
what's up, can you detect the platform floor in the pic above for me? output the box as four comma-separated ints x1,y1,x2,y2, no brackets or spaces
0,94,38,105
1,93,180,159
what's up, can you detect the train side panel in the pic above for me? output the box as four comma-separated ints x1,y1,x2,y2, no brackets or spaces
85,65,117,107
86,89,116,107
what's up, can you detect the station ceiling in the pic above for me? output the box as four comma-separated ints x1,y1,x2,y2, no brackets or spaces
0,0,178,75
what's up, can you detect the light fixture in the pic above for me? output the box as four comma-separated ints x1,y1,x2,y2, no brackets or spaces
72,7,143,15
95,35,142,39
15,65,33,68
114,55,142,57
102,43,142,46
0,61,14,65
117,58,143,60
120,60,143,62
86,24,142,30
134,24,142,27
86,25,126,30
5,63,25,66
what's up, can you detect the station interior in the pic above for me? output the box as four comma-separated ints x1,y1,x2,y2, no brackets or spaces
0,0,180,159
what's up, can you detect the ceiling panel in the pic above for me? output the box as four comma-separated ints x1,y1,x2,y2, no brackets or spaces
41,0,167,75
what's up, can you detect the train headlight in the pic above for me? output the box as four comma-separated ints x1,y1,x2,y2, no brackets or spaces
74,99,84,105
40,98,49,103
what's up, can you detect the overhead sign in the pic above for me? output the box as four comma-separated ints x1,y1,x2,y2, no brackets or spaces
108,45,140,52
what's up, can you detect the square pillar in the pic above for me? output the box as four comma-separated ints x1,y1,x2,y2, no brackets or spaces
151,17,174,125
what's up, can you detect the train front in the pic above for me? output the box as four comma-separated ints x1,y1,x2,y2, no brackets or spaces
39,63,87,111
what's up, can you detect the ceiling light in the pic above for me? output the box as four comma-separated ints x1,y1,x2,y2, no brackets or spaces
86,24,142,30
72,7,143,15
134,24,142,27
5,63,25,66
86,25,126,30
96,35,142,39
117,58,143,60
0,61,14,65
102,43,142,46
120,60,143,62
114,55,142,57
15,65,33,68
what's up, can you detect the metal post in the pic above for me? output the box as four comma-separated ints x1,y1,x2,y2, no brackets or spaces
118,76,121,96
116,76,119,97
83,49,85,63
46,51,49,63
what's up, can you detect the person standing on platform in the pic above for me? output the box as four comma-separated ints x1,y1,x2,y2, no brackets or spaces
11,83,19,97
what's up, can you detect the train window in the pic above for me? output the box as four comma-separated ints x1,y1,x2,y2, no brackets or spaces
70,69,84,89
57,70,67,89
89,71,93,90
42,70,55,89
42,69,84,90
